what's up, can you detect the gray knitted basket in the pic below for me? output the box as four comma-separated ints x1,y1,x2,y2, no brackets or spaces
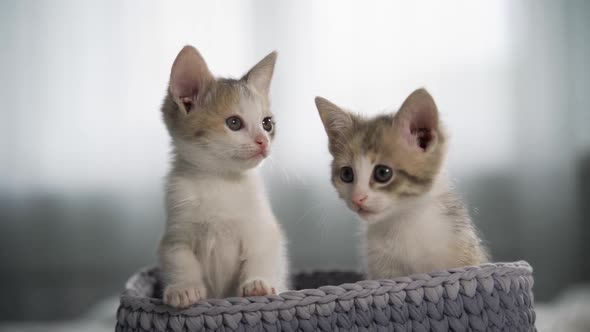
116,261,536,331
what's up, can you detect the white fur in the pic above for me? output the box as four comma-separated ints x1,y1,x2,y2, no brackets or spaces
159,170,288,302
363,180,456,279
158,78,287,308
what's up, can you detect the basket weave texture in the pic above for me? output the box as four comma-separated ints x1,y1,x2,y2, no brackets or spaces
116,261,536,331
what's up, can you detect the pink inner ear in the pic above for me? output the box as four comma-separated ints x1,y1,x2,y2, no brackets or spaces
171,76,198,113
181,97,193,112
409,109,436,150
169,46,212,100
171,78,199,99
411,127,434,150
410,106,437,132
398,107,438,151
397,90,439,151
403,114,436,151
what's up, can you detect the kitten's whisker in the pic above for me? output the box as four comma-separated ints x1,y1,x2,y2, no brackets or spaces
290,168,307,186
268,156,291,185
263,155,276,173
266,157,281,181
277,160,291,185
294,201,330,225
261,155,307,188
318,210,330,240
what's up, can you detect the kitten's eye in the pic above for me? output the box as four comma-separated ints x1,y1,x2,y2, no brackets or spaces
340,166,354,183
226,116,243,131
262,117,274,132
373,165,393,183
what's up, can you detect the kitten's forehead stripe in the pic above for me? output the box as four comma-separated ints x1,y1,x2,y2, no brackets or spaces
359,115,393,154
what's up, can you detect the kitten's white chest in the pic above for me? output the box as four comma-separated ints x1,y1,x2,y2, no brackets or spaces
366,206,453,278
184,173,277,296
193,175,271,223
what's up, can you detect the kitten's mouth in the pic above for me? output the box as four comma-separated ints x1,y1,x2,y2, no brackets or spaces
250,150,267,159
356,207,376,218
248,150,267,160
233,150,267,161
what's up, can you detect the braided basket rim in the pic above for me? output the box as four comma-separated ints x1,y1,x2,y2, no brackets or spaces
119,261,533,317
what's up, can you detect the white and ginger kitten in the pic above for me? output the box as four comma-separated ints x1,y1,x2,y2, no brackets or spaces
158,46,288,308
315,89,488,279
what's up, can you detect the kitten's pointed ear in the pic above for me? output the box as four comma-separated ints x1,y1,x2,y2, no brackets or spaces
169,45,213,114
315,96,353,139
243,51,277,94
394,88,440,152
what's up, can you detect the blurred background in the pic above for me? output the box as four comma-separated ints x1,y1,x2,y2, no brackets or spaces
1,0,589,331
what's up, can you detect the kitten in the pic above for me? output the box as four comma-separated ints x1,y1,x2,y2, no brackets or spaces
315,89,488,279
158,46,288,308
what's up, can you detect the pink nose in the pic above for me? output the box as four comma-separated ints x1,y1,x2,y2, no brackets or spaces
255,135,268,150
352,194,368,207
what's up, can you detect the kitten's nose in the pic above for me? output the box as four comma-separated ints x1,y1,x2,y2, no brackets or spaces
352,194,368,207
255,135,268,150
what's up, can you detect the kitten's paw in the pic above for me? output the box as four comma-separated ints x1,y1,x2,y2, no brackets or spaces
240,279,276,297
163,283,207,308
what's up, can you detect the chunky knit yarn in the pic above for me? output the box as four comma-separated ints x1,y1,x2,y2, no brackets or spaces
116,261,535,331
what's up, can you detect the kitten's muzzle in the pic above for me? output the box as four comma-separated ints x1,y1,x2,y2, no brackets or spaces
352,194,368,208
255,134,269,150
247,147,268,160
357,209,375,219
